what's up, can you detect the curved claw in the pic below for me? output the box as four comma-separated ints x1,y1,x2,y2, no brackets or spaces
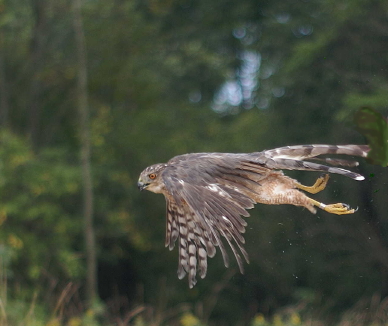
325,203,356,215
310,199,359,215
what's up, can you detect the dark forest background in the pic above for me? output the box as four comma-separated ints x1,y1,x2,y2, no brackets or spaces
0,0,387,325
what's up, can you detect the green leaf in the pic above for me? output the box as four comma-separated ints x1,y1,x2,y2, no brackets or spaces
354,107,388,167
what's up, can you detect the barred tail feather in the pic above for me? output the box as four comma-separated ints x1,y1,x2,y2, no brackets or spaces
255,144,369,180
310,157,361,167
265,144,369,160
271,158,365,180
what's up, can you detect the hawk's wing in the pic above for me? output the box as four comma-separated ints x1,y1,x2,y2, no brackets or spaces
162,153,263,288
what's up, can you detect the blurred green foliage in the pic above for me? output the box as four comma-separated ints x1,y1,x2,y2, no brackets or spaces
0,0,387,325
0,130,82,281
354,107,388,167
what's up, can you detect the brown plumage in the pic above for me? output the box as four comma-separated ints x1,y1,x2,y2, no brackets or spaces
137,144,369,288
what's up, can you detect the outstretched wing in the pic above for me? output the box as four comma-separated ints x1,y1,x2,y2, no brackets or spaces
162,154,262,288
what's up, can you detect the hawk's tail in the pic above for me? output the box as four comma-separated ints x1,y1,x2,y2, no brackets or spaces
264,144,369,161
260,144,370,181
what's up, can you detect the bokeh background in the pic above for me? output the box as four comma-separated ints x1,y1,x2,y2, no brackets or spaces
0,0,387,325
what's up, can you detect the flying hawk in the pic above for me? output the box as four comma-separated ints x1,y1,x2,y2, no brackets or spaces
137,144,369,288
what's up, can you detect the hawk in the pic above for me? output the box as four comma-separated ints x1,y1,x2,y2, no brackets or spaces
137,144,369,288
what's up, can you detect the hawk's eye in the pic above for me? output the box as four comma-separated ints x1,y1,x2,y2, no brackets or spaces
149,173,157,180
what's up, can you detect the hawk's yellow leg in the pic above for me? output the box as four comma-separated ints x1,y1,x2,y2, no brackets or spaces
296,174,329,194
297,174,356,214
309,200,356,215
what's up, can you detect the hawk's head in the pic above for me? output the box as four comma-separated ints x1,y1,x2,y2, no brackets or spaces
137,163,167,194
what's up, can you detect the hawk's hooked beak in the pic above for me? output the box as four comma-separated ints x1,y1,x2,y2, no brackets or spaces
137,180,148,191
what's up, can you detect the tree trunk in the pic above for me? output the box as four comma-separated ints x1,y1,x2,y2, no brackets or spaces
28,0,47,148
72,0,98,306
0,30,9,127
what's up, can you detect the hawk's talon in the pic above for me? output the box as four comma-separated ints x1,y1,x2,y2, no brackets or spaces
323,203,355,215
310,199,356,215
297,174,330,194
